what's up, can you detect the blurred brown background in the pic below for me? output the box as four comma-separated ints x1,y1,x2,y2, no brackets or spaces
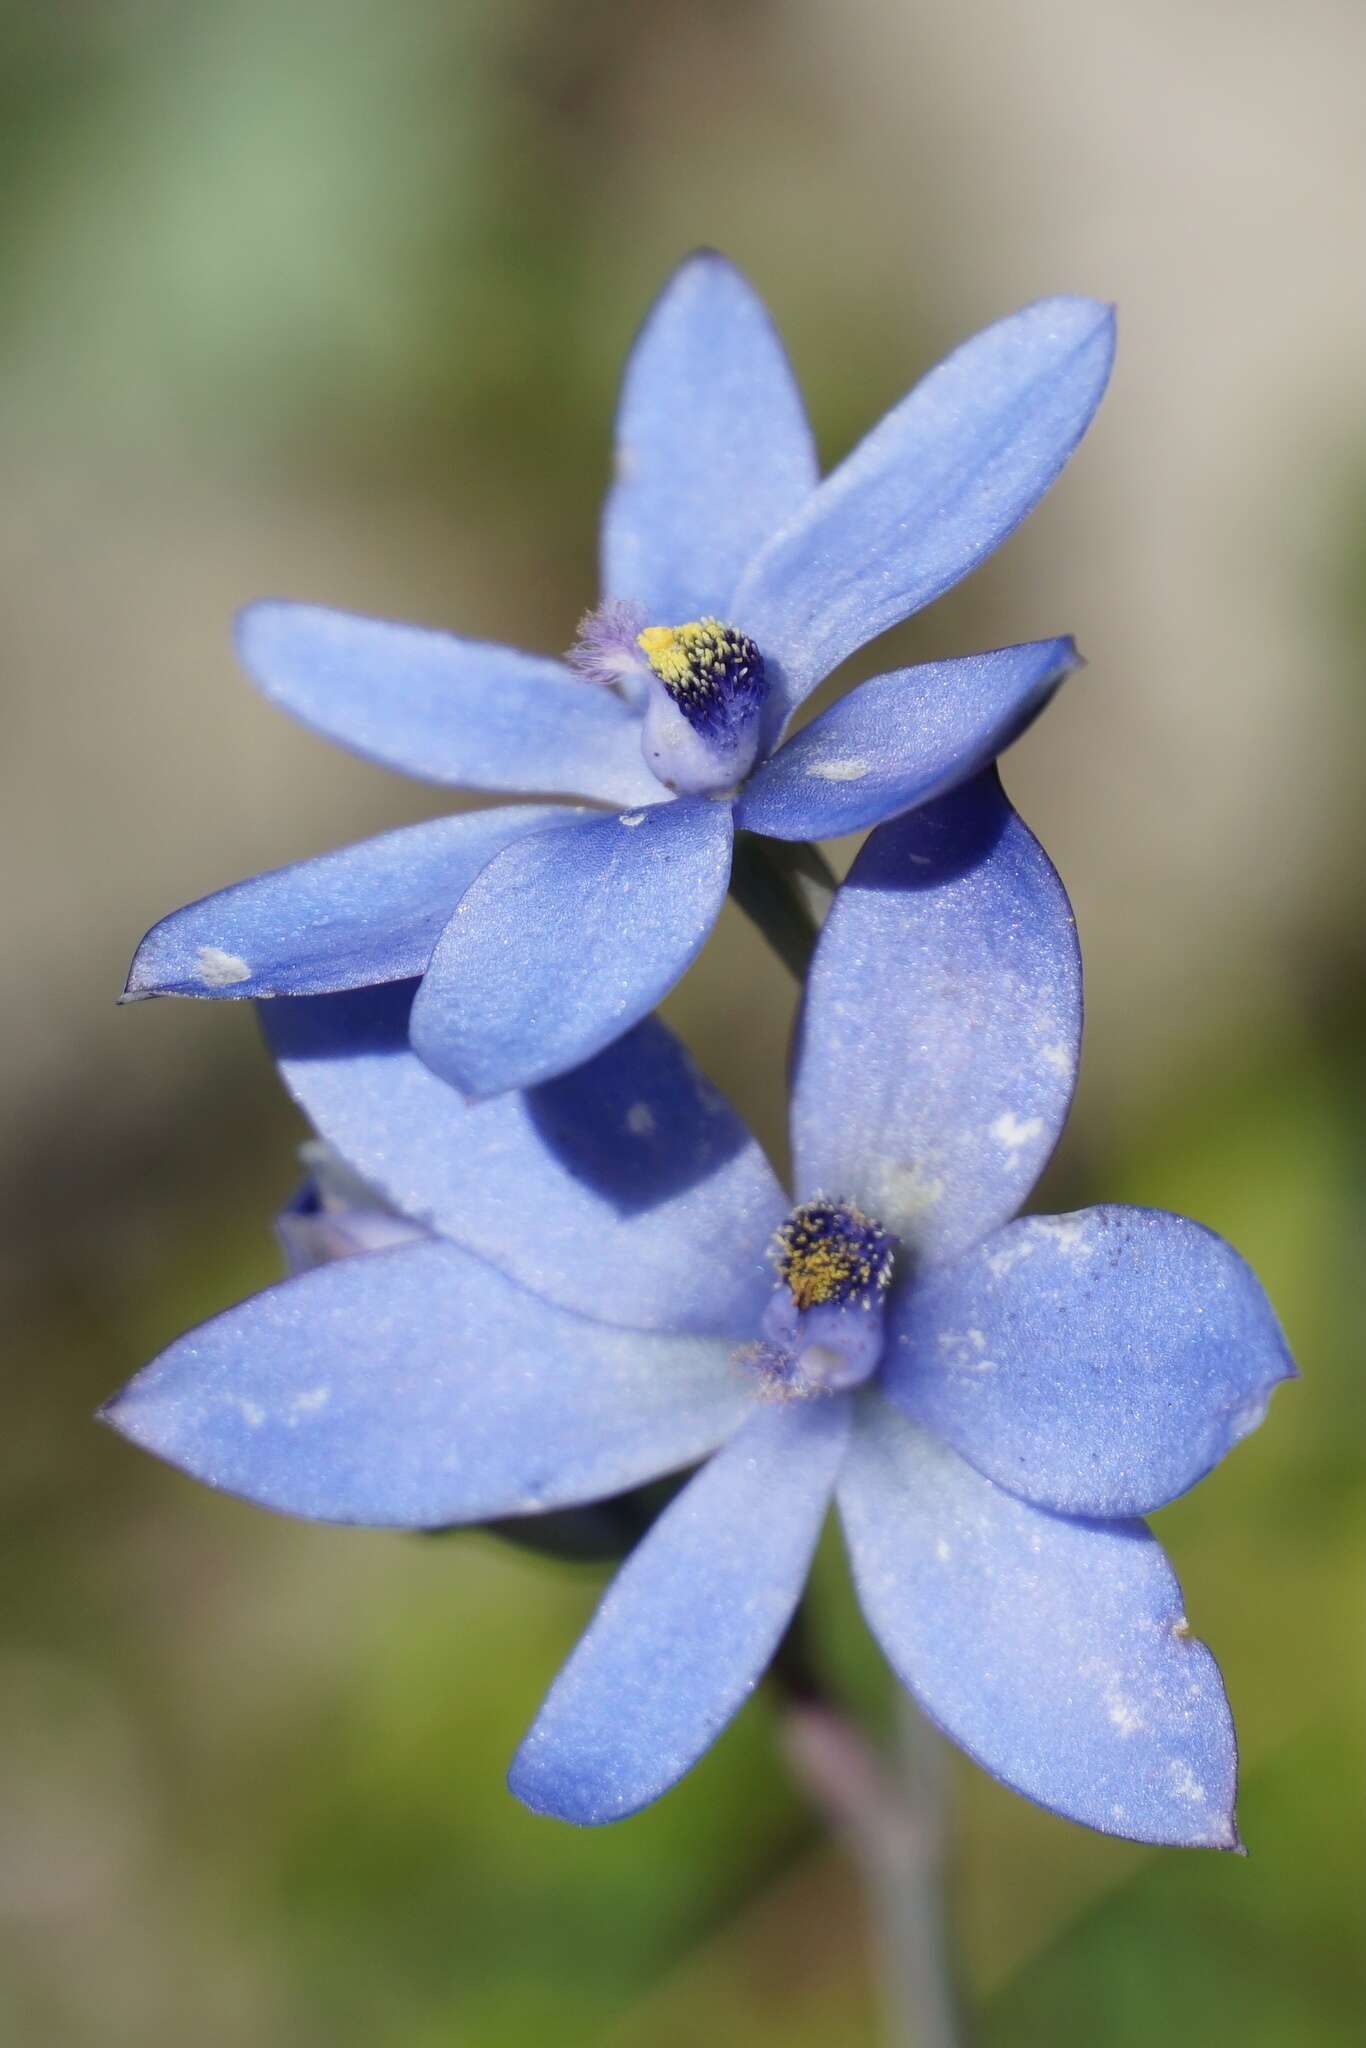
4,3,1363,2043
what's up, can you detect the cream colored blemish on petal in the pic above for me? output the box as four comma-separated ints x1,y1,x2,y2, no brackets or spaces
1168,1760,1207,1803
625,1101,657,1138
990,1110,1045,1152
984,1237,1036,1279
808,756,870,782
935,1327,996,1373
1104,1678,1144,1738
619,811,646,828
196,945,250,987
1030,1215,1094,1258
870,1158,945,1224
1040,1040,1073,1075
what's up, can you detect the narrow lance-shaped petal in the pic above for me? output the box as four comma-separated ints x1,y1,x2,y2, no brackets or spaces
266,985,787,1338
602,251,818,624
411,798,735,1098
510,1396,851,1825
735,638,1081,842
790,770,1080,1267
237,603,662,809
102,1240,752,1527
123,806,589,1003
838,1398,1240,1849
733,296,1115,719
884,1206,1296,1518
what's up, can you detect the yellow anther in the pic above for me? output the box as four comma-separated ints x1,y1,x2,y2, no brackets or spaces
637,618,746,696
773,1197,895,1312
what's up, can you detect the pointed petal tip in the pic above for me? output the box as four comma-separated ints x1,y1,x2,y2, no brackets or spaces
121,938,157,1001
506,1756,603,1827
1042,291,1116,332
675,244,740,279
232,596,282,657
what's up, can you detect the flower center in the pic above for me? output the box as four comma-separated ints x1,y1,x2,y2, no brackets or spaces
635,620,767,735
774,1196,894,1310
741,1196,896,1398
566,603,771,797
635,616,769,797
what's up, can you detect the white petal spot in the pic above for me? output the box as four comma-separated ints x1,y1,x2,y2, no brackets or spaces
1030,1215,1095,1259
1040,1040,1073,1075
935,1328,996,1373
984,1237,1036,1280
195,945,250,987
808,756,870,782
871,1159,945,1223
625,1101,656,1138
1104,1679,1144,1737
990,1110,1045,1153
934,1537,952,1563
1168,1759,1206,1803
619,811,646,828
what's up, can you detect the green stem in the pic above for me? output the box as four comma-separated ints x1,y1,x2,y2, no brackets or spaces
728,831,838,981
772,1655,964,2048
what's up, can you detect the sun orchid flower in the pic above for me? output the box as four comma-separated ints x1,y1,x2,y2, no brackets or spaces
104,773,1291,1846
124,253,1112,1097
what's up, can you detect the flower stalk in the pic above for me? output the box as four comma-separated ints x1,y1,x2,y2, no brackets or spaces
750,857,962,2048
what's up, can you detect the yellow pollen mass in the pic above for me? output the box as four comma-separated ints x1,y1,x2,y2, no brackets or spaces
637,619,735,695
773,1198,895,1312
783,1240,867,1310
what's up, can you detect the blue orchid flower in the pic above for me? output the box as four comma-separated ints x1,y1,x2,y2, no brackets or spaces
124,253,1114,1097
104,773,1291,1847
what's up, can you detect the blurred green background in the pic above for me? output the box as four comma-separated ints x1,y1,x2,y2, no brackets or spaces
4,1,1364,2041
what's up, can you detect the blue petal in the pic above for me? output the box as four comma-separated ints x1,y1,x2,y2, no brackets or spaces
838,1397,1239,1849
102,1240,751,1525
602,251,818,623
266,986,788,1338
509,1395,850,1824
790,772,1080,1266
733,298,1115,716
884,1206,1295,1517
124,806,589,1002
735,639,1081,841
237,603,661,808
410,798,735,1097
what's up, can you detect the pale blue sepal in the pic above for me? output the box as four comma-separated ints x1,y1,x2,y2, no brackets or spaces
884,1206,1296,1517
790,770,1080,1267
735,638,1080,841
123,806,589,1002
101,1240,751,1526
509,1394,851,1824
602,251,818,624
732,297,1115,719
410,797,735,1097
266,986,788,1338
838,1396,1240,1849
237,602,661,808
